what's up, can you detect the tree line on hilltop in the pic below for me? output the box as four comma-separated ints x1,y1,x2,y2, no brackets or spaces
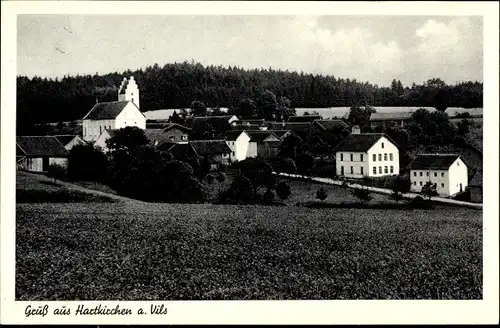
17,61,483,127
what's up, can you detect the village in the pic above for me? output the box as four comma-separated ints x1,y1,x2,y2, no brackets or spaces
16,76,483,204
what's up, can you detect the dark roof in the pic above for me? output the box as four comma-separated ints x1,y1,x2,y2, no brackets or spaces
233,118,265,125
246,131,278,142
288,115,322,123
333,133,386,153
144,129,172,147
225,130,247,141
407,154,462,170
162,123,191,132
313,119,349,132
16,136,69,157
269,122,312,133
190,140,231,155
83,101,141,120
370,112,413,121
159,142,197,156
192,116,234,131
272,130,292,138
469,171,482,187
231,124,261,131
52,135,81,146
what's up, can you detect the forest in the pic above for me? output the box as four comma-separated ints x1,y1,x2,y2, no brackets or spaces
17,60,483,126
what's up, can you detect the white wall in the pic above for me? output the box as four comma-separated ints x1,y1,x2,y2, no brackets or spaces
83,119,116,142
65,136,87,151
448,158,468,196
115,102,146,130
367,137,399,177
335,136,399,178
25,158,43,172
94,130,112,153
118,77,140,109
246,142,258,159
227,132,251,162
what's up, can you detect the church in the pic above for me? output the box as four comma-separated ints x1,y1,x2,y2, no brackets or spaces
82,76,146,142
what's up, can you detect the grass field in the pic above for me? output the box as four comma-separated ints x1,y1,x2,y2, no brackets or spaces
16,171,116,203
16,201,482,300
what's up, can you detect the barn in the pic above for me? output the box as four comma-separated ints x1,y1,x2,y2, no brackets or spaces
17,136,69,172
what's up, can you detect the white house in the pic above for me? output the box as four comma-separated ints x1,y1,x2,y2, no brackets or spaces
408,154,468,197
93,129,116,153
226,130,254,162
333,133,400,178
82,76,145,142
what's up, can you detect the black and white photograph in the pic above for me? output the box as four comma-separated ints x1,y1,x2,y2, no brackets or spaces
1,0,499,325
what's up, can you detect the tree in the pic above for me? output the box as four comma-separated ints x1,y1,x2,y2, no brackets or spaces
276,181,291,200
216,171,227,183
457,119,471,135
352,188,373,203
169,111,186,125
105,126,149,154
229,175,254,201
68,144,109,182
421,181,438,200
235,98,257,118
386,127,410,151
391,191,404,204
190,100,208,117
392,176,411,194
263,188,275,203
279,134,304,160
296,153,315,176
234,158,275,192
316,187,327,202
277,96,296,121
47,164,66,184
347,104,371,129
281,158,297,175
257,89,278,120
433,89,449,112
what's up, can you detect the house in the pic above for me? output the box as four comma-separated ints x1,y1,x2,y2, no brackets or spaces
53,134,87,151
407,154,468,197
287,115,322,123
158,142,199,164
333,133,400,178
246,131,281,159
93,129,116,152
369,112,413,129
144,124,190,145
469,171,482,203
143,108,186,121
82,76,145,142
225,130,253,162
271,130,293,140
189,140,232,168
268,122,313,140
16,136,69,172
190,115,239,139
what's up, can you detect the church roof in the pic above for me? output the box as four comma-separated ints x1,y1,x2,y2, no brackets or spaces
83,101,142,120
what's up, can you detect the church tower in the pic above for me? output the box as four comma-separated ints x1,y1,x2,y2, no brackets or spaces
118,76,140,109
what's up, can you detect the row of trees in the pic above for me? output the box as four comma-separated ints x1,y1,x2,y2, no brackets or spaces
17,61,482,126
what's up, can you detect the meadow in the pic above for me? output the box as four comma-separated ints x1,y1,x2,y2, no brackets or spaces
16,201,482,300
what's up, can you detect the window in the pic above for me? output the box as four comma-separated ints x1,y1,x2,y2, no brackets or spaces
350,154,353,161
441,172,445,177
389,153,393,161
170,136,175,141
384,153,387,161
340,154,344,161
420,172,423,177
232,151,235,157
181,135,188,141
341,166,344,175
433,183,437,188
378,154,382,161
441,183,445,188
413,181,416,185
426,172,429,177
457,161,460,166
373,167,377,174
390,166,394,173
384,166,388,174
381,142,385,148
413,171,417,176
360,154,364,161
373,154,376,161
361,167,364,175
419,181,423,186
434,172,437,177
379,166,382,174
350,166,354,174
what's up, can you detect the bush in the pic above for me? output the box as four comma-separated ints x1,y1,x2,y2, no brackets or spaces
206,174,216,184
310,163,335,178
263,188,275,203
46,164,66,184
228,175,254,202
281,158,297,174
351,188,373,203
68,144,109,182
216,172,227,183
410,196,435,209
276,181,291,200
316,187,327,201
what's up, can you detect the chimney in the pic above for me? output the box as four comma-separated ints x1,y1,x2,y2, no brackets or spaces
351,125,361,134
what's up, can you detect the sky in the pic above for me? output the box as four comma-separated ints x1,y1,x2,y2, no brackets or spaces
17,15,483,87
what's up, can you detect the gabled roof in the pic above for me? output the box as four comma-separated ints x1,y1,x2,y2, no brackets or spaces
159,142,197,156
469,171,482,187
246,130,278,142
190,140,231,155
288,115,322,123
16,136,69,157
333,133,388,153
271,130,292,138
162,123,191,133
52,134,82,146
231,124,261,131
143,129,172,147
370,112,413,121
407,154,463,170
83,101,143,120
269,122,312,133
313,119,349,132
